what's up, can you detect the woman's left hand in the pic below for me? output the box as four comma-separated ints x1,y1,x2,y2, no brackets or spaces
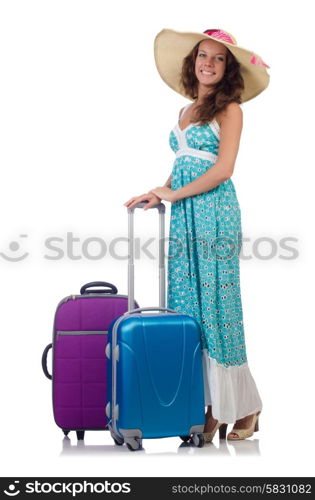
150,186,179,203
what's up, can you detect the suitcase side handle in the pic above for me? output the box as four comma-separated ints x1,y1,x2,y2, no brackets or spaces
80,281,118,295
125,307,178,315
41,343,52,380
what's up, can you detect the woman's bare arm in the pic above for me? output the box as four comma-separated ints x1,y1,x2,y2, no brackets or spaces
164,174,172,188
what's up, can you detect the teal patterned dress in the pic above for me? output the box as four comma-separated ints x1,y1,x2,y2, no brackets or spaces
167,104,262,423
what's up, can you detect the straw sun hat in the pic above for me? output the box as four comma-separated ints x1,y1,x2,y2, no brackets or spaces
154,28,270,103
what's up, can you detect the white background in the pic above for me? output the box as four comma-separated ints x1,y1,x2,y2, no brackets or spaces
0,0,314,478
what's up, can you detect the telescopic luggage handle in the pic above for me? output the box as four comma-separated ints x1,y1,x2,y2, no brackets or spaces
127,201,165,214
127,201,166,312
125,307,177,315
42,343,52,380
80,281,118,295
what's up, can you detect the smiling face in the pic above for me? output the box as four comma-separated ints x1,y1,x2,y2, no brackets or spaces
194,39,228,95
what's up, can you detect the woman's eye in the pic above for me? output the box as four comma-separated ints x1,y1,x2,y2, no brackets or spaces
198,54,224,61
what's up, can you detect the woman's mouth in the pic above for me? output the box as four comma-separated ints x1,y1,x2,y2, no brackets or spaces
201,70,215,76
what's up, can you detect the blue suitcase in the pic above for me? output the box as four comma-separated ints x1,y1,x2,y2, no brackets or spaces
106,202,205,451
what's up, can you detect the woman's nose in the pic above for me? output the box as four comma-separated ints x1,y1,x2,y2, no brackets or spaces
205,57,215,66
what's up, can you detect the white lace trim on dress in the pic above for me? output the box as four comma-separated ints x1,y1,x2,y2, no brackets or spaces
175,148,217,162
202,350,263,423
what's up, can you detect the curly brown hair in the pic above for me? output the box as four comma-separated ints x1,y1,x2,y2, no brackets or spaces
180,41,244,125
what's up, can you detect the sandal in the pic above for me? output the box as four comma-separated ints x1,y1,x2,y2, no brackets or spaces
204,422,228,443
227,412,261,441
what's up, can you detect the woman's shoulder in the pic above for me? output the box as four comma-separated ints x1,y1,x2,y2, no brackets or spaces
178,103,191,119
178,107,185,120
215,102,243,128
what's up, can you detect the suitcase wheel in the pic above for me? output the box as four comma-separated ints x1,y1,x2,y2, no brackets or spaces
110,431,124,446
125,437,142,452
76,430,85,441
190,433,205,448
113,436,124,446
62,429,70,437
180,435,191,442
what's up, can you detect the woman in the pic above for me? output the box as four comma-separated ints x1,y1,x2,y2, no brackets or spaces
124,28,270,442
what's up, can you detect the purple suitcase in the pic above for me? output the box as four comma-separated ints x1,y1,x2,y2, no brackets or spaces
42,281,138,440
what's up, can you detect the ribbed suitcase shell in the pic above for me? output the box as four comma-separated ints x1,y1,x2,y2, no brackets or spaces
52,293,137,433
107,312,205,442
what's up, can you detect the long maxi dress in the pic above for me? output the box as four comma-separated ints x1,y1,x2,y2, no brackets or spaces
167,104,262,423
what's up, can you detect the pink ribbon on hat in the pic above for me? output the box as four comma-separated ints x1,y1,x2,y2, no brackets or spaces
203,29,236,45
250,53,270,68
203,29,270,69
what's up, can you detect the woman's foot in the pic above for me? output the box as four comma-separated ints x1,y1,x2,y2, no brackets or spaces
227,412,260,440
203,406,227,442
204,413,218,434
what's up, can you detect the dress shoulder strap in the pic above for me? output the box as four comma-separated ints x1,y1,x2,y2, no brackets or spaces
179,103,193,120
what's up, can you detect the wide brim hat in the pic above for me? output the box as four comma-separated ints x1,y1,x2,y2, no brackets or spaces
154,28,270,103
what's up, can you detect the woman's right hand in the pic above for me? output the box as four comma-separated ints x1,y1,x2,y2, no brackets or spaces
124,192,162,210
